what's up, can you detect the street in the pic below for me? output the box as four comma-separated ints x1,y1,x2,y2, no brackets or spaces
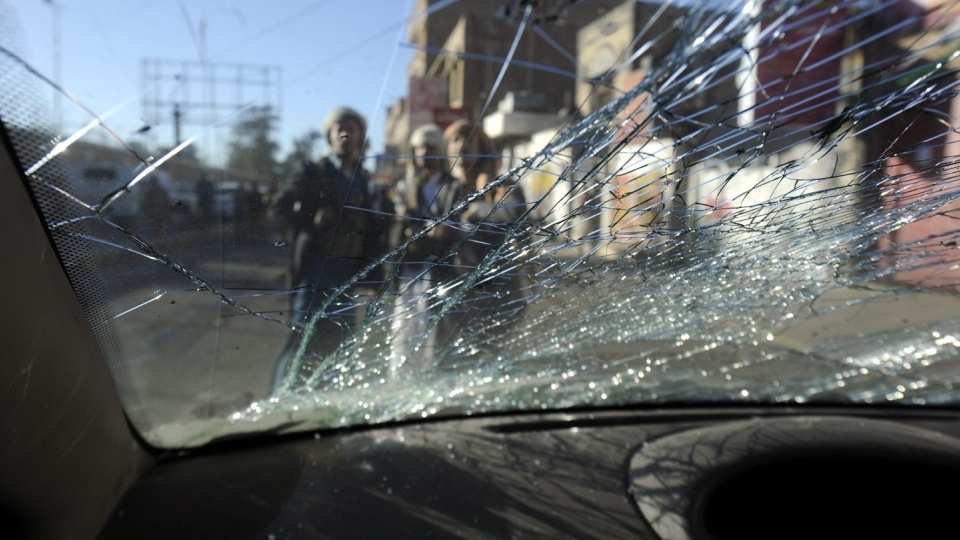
99,215,960,438
105,218,557,433
104,220,292,431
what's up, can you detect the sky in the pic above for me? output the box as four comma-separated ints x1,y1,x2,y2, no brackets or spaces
10,0,417,163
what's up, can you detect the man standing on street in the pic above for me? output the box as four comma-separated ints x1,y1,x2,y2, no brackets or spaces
270,106,388,392
392,123,463,372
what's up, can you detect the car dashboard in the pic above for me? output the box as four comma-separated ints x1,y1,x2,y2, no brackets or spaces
95,407,960,539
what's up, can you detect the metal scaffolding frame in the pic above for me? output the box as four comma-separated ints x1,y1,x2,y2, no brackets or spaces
140,58,282,146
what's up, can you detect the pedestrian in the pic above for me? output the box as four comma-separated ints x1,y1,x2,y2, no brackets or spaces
196,172,215,221
269,106,388,392
138,175,172,229
435,119,530,367
443,118,500,194
245,182,265,226
391,123,463,371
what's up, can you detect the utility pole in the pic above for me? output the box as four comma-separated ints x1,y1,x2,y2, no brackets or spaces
173,103,182,146
45,0,63,132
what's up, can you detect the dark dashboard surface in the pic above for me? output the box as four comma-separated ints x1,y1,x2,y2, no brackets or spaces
98,407,960,539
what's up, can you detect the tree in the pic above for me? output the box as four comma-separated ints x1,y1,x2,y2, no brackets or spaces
278,128,322,182
227,105,279,179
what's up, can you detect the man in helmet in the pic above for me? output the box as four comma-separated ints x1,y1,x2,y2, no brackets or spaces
391,123,463,371
270,106,389,391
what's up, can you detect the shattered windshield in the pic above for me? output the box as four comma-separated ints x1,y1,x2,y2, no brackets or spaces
2,0,960,448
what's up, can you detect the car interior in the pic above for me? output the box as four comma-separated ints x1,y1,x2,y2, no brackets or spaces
4,0,960,538
6,116,960,539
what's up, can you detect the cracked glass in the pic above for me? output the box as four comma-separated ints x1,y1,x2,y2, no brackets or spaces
2,0,960,448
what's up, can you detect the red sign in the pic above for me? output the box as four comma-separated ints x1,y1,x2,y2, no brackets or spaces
409,77,447,130
756,1,845,125
432,107,471,130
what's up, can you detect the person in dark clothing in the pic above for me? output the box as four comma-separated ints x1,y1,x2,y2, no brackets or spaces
390,123,463,372
443,118,500,195
196,173,215,221
270,106,388,392
433,120,530,368
138,175,172,229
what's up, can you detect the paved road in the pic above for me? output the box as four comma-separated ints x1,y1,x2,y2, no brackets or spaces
103,221,293,431
97,220,960,438
107,220,541,432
